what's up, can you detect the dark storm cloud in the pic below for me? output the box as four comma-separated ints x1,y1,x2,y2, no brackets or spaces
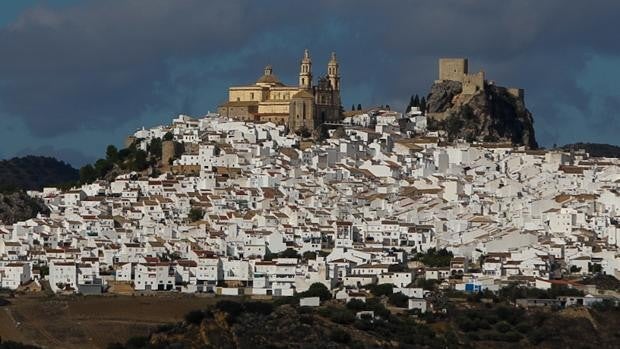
0,0,252,136
0,0,619,149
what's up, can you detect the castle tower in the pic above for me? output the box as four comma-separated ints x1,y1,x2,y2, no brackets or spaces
299,49,312,89
327,52,340,91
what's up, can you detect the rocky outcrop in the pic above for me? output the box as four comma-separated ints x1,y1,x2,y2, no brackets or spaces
426,81,538,148
0,191,49,224
426,80,463,114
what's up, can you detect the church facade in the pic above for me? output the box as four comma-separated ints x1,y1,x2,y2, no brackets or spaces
217,50,342,133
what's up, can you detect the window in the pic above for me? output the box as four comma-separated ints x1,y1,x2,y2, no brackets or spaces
250,92,254,100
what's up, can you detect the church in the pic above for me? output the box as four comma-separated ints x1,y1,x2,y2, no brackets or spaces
217,50,342,134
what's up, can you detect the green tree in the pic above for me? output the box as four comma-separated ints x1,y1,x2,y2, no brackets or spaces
106,145,119,162
415,248,453,267
589,263,602,273
278,248,300,259
346,299,367,311
184,310,205,325
163,132,174,141
148,138,163,159
79,164,97,184
368,283,394,297
188,207,204,222
357,103,362,110
94,158,113,178
300,282,332,301
388,292,409,308
131,150,148,171
413,94,420,108
420,96,427,113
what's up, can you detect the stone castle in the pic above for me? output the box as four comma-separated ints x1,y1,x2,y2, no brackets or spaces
436,58,523,101
218,50,342,133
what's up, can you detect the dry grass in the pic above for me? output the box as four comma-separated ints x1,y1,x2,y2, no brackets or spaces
0,293,220,349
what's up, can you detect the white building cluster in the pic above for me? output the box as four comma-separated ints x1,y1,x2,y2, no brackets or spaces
1,111,619,304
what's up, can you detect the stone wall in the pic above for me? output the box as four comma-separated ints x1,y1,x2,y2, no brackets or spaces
162,140,177,166
462,71,485,95
438,58,468,82
507,88,524,102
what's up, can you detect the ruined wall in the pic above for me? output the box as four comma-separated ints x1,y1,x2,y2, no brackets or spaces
507,88,524,102
462,71,485,95
162,140,177,166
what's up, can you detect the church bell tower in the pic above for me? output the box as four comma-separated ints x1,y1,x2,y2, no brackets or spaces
327,52,340,91
299,49,312,89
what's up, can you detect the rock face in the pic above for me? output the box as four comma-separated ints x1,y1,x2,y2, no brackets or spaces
0,191,49,224
426,81,538,148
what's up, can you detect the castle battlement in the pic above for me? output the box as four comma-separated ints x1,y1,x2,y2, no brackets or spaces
437,58,523,102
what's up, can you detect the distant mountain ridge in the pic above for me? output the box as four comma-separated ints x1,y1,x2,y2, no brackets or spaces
0,155,78,191
560,143,620,158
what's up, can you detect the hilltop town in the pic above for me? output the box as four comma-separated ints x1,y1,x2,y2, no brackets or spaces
0,55,619,319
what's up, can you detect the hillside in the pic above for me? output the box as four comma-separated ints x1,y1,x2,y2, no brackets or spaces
426,81,538,148
560,143,620,158
0,156,78,191
0,191,49,225
104,298,620,349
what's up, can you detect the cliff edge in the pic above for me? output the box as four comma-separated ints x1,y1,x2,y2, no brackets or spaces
426,80,537,148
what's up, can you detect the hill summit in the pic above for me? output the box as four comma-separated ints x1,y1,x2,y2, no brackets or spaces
0,155,78,191
425,58,537,148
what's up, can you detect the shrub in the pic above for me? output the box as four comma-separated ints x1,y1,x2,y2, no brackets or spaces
515,322,532,334
527,328,547,344
367,283,394,297
215,300,244,321
188,207,204,222
244,301,274,315
330,328,351,344
495,321,512,333
501,331,522,342
325,307,356,324
300,283,332,301
388,292,409,308
365,298,391,318
124,336,149,349
354,319,374,331
346,299,367,311
495,305,523,324
184,310,205,325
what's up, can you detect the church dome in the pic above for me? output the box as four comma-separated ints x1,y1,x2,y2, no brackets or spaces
256,74,282,84
256,64,284,85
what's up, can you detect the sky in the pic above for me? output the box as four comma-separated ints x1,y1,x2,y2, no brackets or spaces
0,0,619,167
